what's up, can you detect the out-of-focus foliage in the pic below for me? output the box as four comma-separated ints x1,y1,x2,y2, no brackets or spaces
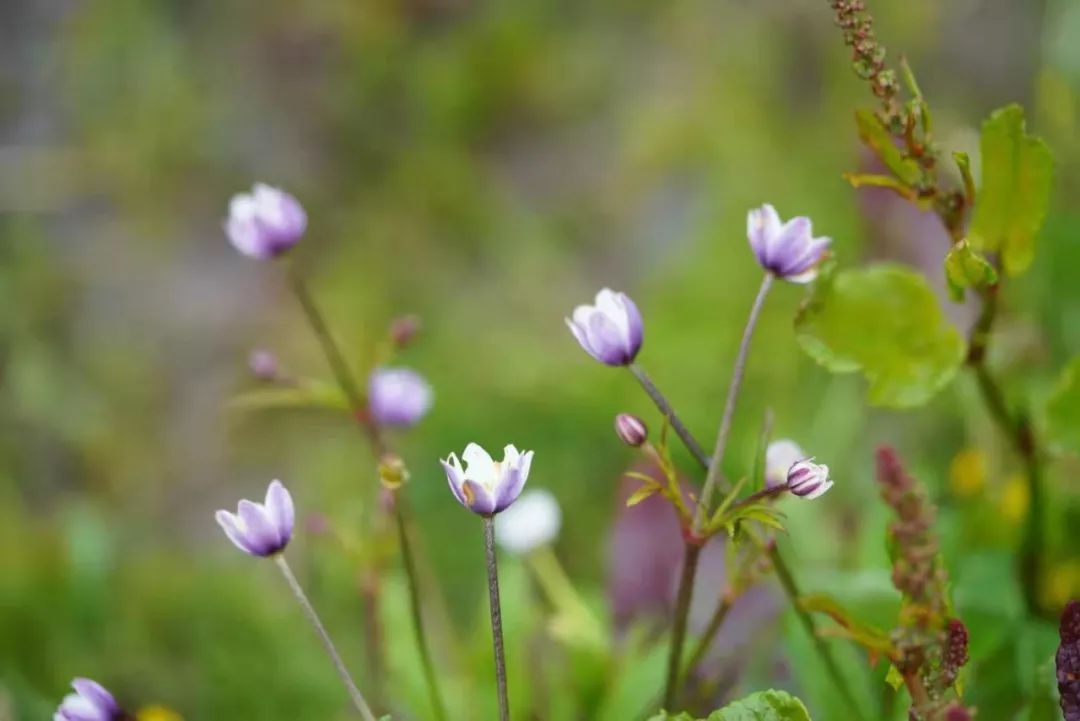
794,264,966,408
1,0,1079,719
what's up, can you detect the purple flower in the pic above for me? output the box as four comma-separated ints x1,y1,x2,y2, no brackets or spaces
441,443,533,515
747,204,831,283
367,367,433,428
225,183,307,259
786,459,834,499
55,678,124,721
216,480,295,557
566,289,644,366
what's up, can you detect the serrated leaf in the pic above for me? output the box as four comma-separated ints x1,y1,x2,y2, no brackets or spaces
647,689,812,720
626,484,661,507
1046,355,1080,456
854,109,921,186
227,379,349,414
794,263,966,408
944,239,998,301
968,104,1053,275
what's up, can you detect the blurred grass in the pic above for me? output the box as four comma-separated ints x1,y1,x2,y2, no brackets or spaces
2,0,1079,718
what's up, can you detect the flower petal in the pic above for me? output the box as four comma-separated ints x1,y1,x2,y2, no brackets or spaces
462,443,497,486
441,457,468,507
264,480,295,544
462,479,497,515
71,679,117,715
216,510,257,555
238,499,281,555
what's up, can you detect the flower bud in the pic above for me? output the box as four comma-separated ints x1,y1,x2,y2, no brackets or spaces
786,459,834,500
248,349,280,382
378,453,410,490
389,315,422,348
614,413,648,447
215,480,295,557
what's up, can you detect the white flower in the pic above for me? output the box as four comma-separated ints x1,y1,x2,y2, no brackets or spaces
765,439,807,488
495,489,562,554
441,443,534,515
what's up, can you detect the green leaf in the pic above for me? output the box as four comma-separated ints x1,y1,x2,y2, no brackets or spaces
1046,355,1080,456
794,263,966,408
854,109,921,186
798,593,894,656
626,484,661,507
953,151,975,201
842,173,916,200
944,239,998,301
647,689,813,720
884,664,905,691
968,104,1053,276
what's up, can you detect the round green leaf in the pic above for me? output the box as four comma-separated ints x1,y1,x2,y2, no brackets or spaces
794,263,966,408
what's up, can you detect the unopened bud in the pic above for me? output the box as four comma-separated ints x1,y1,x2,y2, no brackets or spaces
248,349,280,381
378,453,410,490
389,315,422,349
614,413,648,447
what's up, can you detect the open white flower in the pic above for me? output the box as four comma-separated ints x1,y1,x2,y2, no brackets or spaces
441,443,533,515
495,489,561,554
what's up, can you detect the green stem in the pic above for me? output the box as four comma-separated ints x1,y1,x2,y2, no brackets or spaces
968,285,1044,615
694,273,774,532
394,500,449,721
629,363,711,469
274,556,379,721
771,547,865,721
286,260,386,455
483,516,511,721
662,542,702,711
678,593,733,687
528,547,606,649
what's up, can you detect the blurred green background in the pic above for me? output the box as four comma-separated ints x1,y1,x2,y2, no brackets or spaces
2,0,1080,719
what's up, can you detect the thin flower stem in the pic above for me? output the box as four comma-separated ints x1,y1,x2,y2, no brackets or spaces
771,547,866,721
679,593,734,687
285,260,386,455
968,284,1045,615
394,500,450,721
629,363,711,469
662,542,702,710
694,273,774,533
482,516,511,721
274,556,379,721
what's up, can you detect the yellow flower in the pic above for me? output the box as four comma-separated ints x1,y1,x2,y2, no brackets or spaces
137,706,183,721
998,473,1029,524
1042,561,1080,610
949,448,986,498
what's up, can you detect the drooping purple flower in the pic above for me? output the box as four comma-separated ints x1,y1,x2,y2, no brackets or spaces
614,413,648,447
225,183,307,260
441,443,533,516
786,458,833,499
566,289,644,366
55,678,124,721
367,367,433,428
746,204,830,283
216,480,295,557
